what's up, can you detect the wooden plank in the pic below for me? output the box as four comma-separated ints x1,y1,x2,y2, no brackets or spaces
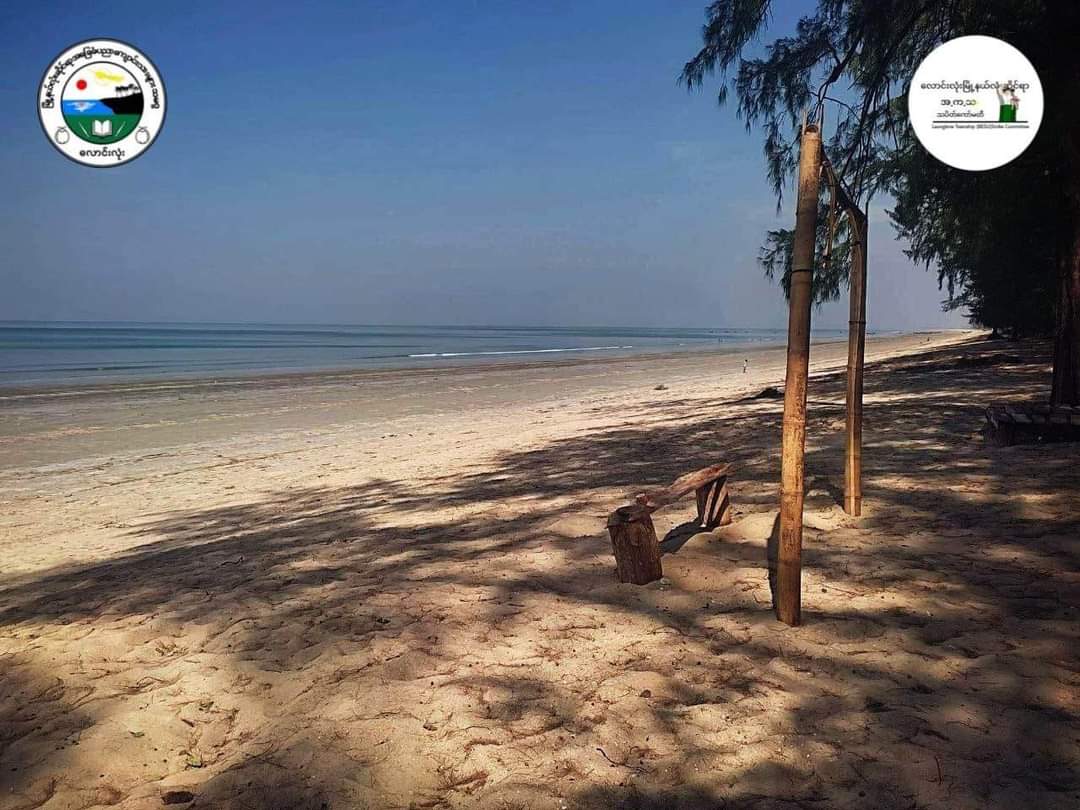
984,400,1080,443
634,463,730,510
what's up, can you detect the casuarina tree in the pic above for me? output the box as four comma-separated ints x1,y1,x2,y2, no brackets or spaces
682,0,1080,404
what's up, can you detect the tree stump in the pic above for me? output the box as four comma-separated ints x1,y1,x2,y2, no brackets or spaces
607,504,662,584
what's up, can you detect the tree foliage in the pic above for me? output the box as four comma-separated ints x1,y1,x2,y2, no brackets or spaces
885,125,1063,337
759,199,852,303
681,1,1080,402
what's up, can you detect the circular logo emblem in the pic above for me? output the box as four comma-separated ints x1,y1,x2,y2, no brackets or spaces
38,39,166,167
908,36,1043,171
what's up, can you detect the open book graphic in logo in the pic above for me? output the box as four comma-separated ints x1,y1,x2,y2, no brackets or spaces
92,119,112,137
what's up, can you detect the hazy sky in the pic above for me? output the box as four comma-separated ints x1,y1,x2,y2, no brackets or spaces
0,1,966,331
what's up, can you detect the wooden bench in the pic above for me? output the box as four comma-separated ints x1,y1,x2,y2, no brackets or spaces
985,403,1080,446
606,464,731,584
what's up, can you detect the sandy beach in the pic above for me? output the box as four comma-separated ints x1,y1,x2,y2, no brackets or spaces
1,329,1077,809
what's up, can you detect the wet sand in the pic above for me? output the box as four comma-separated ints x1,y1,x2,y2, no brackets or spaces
1,332,949,473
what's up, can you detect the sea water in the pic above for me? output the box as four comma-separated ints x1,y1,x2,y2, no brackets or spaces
0,322,846,388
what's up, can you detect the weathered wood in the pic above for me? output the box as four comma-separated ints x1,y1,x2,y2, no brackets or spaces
607,505,662,585
695,477,732,529
609,465,733,585
635,463,730,511
986,402,1080,444
821,146,868,519
778,121,822,627
844,209,868,517
1006,406,1032,424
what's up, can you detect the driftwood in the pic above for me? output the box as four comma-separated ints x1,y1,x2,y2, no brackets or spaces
634,463,732,529
607,464,733,585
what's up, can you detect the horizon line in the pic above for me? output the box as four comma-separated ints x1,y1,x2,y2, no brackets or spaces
0,318,967,333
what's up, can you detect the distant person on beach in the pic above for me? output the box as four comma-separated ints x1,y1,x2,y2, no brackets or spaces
996,84,1020,122
743,358,748,374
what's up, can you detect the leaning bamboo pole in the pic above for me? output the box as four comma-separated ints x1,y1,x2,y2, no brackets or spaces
844,210,868,516
777,121,822,627
819,155,869,518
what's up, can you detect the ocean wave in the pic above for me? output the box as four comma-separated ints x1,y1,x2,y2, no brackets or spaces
409,345,634,358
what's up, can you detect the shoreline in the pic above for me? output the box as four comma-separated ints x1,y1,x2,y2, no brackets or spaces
0,328,978,573
0,331,977,475
0,329,967,401
0,330,977,474
0,321,838,393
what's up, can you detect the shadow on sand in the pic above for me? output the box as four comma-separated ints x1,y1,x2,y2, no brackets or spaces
0,338,1077,809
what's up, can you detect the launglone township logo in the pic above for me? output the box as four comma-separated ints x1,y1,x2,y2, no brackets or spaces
38,39,166,167
908,36,1043,171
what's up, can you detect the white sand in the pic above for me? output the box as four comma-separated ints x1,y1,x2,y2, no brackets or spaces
0,330,1077,809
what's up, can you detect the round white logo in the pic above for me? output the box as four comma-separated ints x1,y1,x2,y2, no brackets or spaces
38,39,166,168
908,35,1043,171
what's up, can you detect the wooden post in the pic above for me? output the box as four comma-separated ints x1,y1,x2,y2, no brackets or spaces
777,122,822,626
844,211,868,516
607,504,662,584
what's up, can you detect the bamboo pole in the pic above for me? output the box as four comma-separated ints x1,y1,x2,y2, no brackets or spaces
844,211,868,516
777,122,822,627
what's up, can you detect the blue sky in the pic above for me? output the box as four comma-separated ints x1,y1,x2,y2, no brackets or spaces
0,1,965,330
